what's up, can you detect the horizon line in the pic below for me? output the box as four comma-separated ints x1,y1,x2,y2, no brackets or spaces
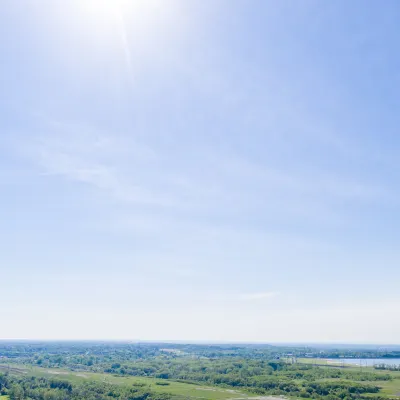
0,339,399,346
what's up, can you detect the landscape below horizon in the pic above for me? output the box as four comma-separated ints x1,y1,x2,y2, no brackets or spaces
2,341,400,400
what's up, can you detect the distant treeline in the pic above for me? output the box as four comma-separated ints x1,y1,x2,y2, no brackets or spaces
1,342,400,363
374,363,400,371
315,352,400,359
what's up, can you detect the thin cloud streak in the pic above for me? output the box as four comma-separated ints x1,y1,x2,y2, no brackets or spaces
240,292,280,301
112,3,133,78
12,113,396,235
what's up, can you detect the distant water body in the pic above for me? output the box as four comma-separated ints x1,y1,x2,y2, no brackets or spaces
323,358,400,367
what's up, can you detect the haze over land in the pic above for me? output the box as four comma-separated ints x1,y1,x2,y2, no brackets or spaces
1,0,400,342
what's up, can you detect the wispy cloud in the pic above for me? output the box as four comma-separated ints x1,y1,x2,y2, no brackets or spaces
10,108,395,240
16,117,179,208
111,3,133,77
240,292,280,301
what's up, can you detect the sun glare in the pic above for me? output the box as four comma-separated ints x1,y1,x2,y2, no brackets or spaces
74,0,172,48
79,0,156,28
64,0,171,74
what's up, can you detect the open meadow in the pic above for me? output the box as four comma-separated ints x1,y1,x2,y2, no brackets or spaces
295,358,400,398
0,364,258,400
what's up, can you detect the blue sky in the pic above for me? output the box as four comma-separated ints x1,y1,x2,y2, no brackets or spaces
1,0,400,343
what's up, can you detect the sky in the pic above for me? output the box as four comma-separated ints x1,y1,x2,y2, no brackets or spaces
1,0,400,343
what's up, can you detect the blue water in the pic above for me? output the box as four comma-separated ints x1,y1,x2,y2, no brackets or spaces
324,358,400,367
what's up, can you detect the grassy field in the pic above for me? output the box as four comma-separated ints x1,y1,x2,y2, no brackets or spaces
0,365,255,400
295,359,400,398
3,362,400,399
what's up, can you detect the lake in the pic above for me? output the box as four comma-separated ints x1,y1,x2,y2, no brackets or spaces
323,358,400,367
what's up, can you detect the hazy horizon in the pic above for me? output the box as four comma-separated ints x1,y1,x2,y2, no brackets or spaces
2,0,400,343
1,339,400,348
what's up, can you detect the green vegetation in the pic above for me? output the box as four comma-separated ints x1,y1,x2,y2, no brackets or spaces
0,365,253,400
1,342,400,399
0,373,174,400
375,364,400,371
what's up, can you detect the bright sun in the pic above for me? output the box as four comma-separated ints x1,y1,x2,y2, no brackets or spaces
79,0,152,25
60,0,177,75
75,0,165,42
